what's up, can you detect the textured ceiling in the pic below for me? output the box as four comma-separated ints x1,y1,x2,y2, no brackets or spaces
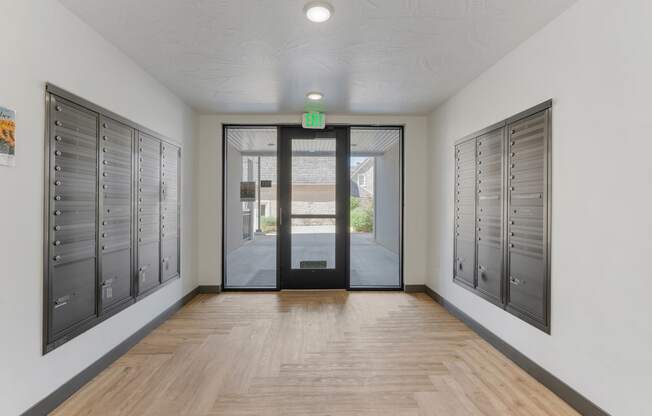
60,0,575,114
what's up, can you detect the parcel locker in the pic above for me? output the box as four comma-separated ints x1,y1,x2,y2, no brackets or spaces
47,95,99,341
453,138,476,288
475,127,504,304
99,117,134,310
506,109,550,328
137,132,162,294
160,143,180,282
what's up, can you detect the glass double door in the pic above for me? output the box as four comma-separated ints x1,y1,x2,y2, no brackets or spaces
278,127,349,289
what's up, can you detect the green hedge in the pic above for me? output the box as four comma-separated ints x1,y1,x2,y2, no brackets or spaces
261,216,277,233
351,207,373,232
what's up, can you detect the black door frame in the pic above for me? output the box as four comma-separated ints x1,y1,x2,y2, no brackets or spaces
221,124,404,291
278,126,350,289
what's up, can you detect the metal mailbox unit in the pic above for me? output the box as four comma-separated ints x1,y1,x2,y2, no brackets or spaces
453,100,551,332
43,84,181,353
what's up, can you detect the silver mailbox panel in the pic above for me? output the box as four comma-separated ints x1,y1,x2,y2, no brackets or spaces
137,133,161,294
454,139,476,288
476,127,504,304
160,143,180,282
48,96,98,339
99,117,134,309
506,109,550,326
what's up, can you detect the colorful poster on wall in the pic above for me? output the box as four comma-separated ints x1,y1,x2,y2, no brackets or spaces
0,106,16,167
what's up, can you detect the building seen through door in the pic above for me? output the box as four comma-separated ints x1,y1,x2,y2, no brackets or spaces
223,126,402,289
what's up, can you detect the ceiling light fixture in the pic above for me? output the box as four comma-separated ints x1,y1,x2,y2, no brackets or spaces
304,1,333,23
306,91,324,101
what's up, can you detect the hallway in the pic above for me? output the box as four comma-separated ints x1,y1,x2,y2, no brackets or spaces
53,292,577,416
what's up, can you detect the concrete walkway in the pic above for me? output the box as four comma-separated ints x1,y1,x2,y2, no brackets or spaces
225,233,400,288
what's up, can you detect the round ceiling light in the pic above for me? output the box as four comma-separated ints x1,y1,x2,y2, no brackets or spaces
304,2,333,23
306,91,324,101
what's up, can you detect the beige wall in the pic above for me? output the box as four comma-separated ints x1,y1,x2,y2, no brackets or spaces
197,114,428,286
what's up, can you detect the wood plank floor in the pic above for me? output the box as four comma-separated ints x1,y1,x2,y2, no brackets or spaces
53,292,578,416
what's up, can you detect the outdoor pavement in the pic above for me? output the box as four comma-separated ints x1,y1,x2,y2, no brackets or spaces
225,232,400,288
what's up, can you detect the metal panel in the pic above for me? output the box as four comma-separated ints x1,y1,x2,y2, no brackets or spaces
101,249,131,308
476,127,504,304
99,116,134,309
48,95,98,339
454,138,476,287
506,109,550,327
160,143,180,282
137,133,161,294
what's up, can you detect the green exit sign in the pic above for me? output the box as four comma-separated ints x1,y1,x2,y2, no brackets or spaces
302,112,325,129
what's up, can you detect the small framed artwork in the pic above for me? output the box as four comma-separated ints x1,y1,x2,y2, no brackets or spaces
0,106,16,167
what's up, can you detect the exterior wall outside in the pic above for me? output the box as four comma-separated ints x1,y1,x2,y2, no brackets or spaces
197,115,428,287
426,1,652,414
352,159,374,199
375,143,400,254
0,1,199,414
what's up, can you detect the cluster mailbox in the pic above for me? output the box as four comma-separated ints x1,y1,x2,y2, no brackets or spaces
454,101,551,332
44,85,181,353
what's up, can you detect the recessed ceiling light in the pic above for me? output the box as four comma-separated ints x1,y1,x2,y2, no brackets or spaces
304,2,333,23
306,91,324,101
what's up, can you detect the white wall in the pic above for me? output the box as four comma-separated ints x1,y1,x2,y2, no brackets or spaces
0,1,198,414
427,0,652,414
197,114,428,287
375,143,401,254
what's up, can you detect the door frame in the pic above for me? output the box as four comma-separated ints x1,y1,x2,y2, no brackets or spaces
221,124,405,291
278,126,350,289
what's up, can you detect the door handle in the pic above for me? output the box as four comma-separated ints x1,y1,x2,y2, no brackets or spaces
279,208,283,225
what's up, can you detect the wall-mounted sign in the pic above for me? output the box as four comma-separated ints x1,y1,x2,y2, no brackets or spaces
0,106,16,167
260,180,272,188
240,181,256,201
302,112,325,129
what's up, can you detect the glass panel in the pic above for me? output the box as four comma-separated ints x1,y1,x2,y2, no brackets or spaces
350,128,401,287
291,218,335,269
225,127,277,288
291,138,336,215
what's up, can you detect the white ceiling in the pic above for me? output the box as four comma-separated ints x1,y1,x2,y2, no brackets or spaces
60,0,575,114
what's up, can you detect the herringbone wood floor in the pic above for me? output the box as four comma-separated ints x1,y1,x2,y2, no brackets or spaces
52,292,578,416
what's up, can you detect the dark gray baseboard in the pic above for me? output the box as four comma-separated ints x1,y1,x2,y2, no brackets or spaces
198,285,222,293
404,284,426,293
423,286,610,416
22,287,200,416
